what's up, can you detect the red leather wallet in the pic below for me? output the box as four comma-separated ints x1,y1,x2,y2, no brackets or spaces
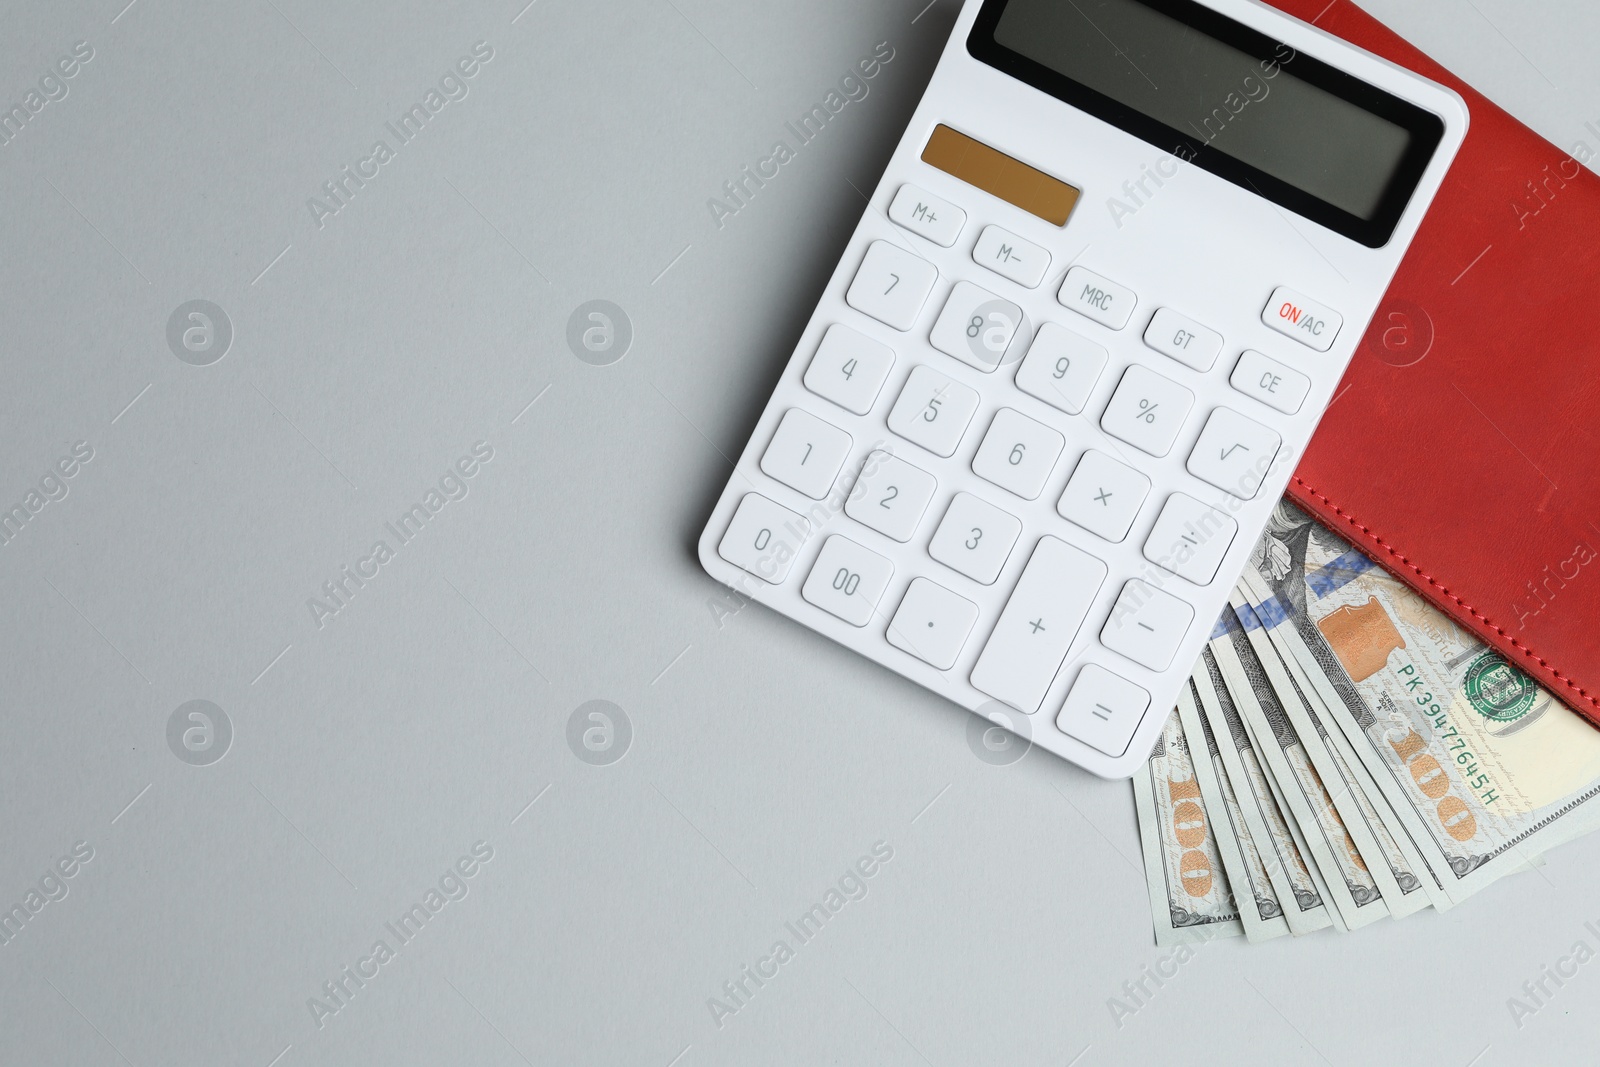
1269,0,1600,724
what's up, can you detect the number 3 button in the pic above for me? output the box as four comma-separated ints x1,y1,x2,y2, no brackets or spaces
846,450,938,542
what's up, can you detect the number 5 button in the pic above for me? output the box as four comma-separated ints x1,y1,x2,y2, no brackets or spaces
845,450,938,542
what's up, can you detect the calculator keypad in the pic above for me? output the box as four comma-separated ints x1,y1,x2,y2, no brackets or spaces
846,240,938,330
707,173,1338,773
887,366,980,457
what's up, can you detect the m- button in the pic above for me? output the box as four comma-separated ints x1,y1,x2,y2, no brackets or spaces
1262,286,1342,352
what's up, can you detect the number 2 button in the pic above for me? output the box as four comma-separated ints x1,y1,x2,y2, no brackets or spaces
846,450,938,542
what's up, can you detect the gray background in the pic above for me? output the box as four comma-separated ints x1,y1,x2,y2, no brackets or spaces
2,1,1597,1064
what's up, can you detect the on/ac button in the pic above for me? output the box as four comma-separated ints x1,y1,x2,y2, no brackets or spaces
1262,286,1342,352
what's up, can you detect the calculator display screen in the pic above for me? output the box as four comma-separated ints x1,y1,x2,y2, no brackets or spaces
969,0,1445,247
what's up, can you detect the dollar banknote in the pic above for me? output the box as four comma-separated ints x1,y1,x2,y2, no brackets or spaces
1237,499,1600,904
1209,614,1390,930
1192,648,1331,935
1132,707,1244,946
1228,587,1437,920
1174,679,1289,942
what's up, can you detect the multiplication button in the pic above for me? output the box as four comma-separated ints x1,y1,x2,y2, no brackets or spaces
1057,450,1150,543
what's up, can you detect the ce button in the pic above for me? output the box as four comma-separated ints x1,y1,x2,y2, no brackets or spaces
1230,350,1311,415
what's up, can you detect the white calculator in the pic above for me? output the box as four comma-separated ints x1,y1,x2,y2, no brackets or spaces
697,0,1466,777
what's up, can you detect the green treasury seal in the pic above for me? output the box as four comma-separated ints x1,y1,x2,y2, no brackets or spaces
1463,652,1537,723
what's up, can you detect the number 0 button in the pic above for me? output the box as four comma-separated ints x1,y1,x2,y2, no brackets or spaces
802,535,894,627
846,450,938,542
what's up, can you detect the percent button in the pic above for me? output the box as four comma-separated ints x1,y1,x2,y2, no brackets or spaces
1100,365,1195,457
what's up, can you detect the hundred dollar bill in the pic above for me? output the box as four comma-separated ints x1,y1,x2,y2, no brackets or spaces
1228,587,1436,920
1211,614,1390,930
1132,707,1245,946
1175,678,1289,942
1192,649,1332,936
1239,500,1600,904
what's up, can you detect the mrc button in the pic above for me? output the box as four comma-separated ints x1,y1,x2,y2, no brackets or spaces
1262,286,1342,352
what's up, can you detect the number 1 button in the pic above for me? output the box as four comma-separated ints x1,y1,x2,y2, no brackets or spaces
760,409,853,500
846,241,938,331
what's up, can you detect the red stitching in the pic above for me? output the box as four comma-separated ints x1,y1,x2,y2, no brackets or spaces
1290,475,1600,713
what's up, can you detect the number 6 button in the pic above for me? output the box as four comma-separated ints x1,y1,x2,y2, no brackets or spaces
972,408,1064,500
846,450,938,542
802,535,895,627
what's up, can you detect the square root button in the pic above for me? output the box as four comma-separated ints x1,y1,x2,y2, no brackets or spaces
1056,664,1151,758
